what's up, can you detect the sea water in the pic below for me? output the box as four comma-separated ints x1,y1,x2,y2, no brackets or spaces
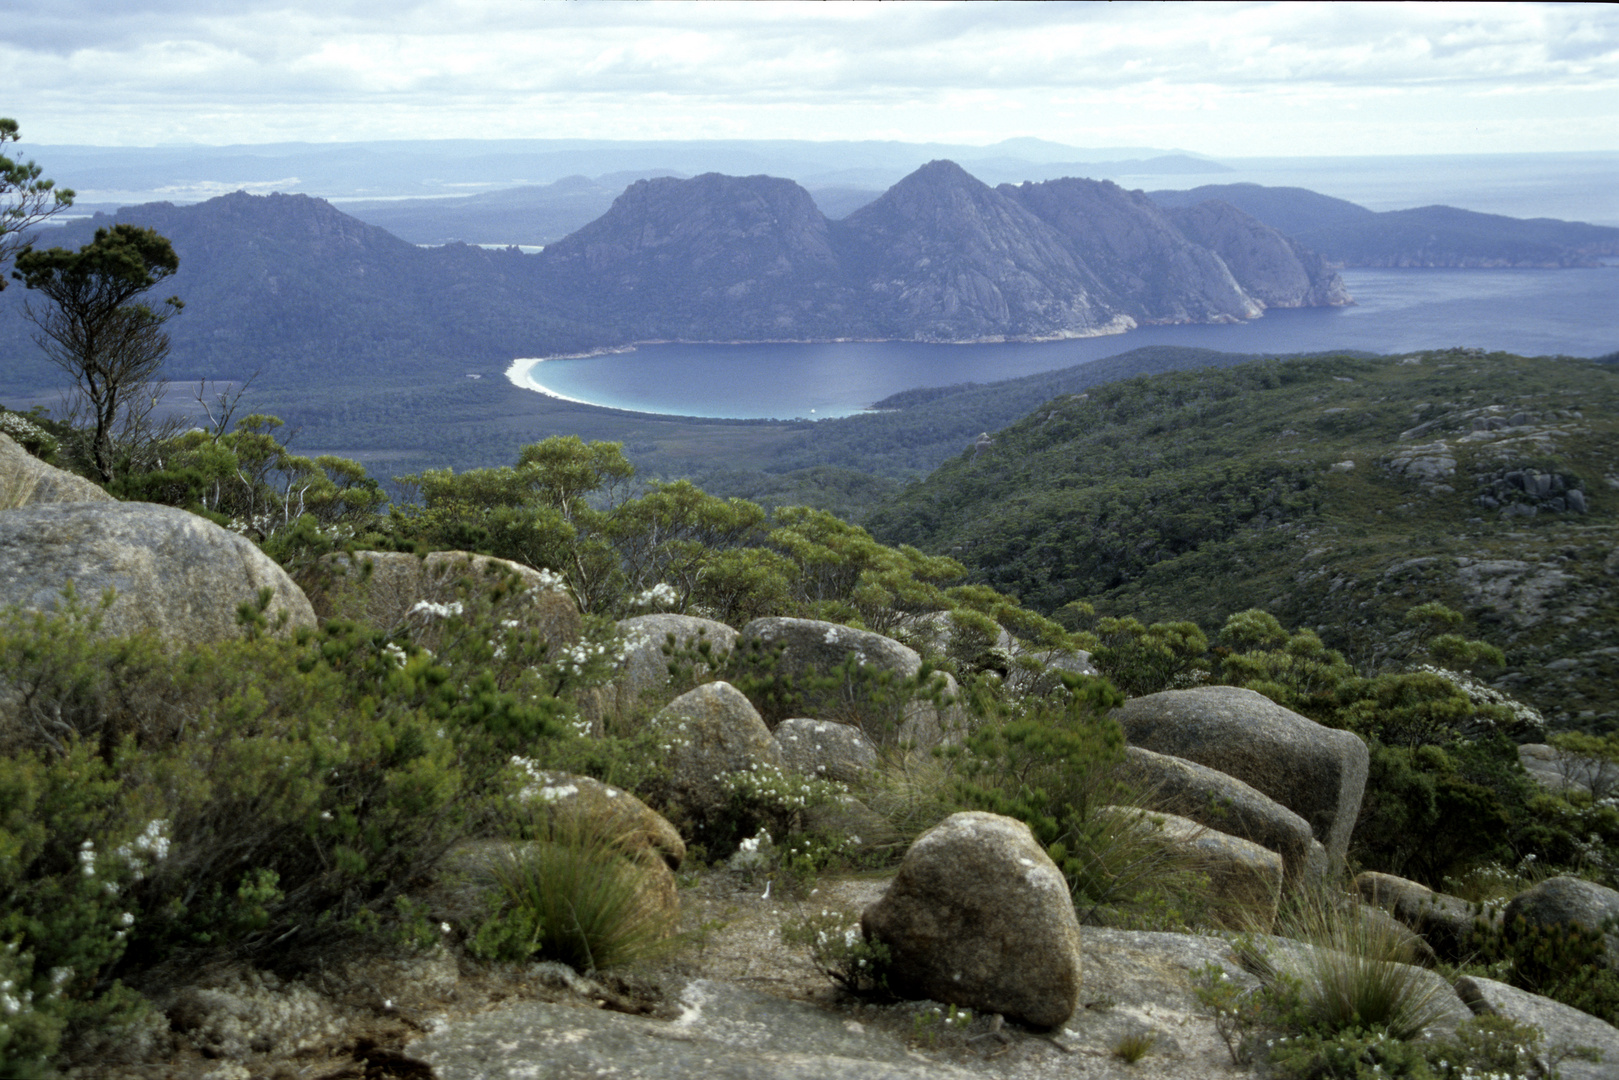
510,265,1619,421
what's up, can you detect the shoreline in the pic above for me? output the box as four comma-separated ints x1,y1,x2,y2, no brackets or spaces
501,322,1141,417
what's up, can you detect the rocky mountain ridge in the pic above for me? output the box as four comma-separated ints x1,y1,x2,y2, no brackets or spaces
0,161,1347,389
548,160,1349,343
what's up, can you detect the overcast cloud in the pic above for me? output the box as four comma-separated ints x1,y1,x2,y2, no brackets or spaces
3,1,1616,154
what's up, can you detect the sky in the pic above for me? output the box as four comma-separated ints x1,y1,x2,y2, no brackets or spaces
3,1,1617,156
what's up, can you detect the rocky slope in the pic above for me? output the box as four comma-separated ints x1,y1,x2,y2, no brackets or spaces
999,177,1260,324
539,172,858,341
1165,199,1351,308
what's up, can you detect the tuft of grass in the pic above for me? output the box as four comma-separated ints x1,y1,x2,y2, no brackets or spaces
1275,888,1452,1040
1112,1029,1157,1063
473,811,676,972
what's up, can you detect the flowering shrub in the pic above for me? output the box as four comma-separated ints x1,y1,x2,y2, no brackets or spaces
0,408,61,462
0,590,610,1070
779,909,890,993
716,763,847,842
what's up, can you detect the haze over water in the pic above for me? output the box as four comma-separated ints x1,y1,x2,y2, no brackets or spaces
513,265,1619,421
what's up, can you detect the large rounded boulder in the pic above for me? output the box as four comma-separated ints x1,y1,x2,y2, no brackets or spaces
308,549,580,648
739,616,963,744
0,501,314,643
1356,871,1488,964
1503,876,1619,968
774,718,878,784
739,616,920,730
1113,686,1369,865
1100,806,1283,929
742,617,924,683
862,811,1083,1028
0,432,114,509
651,681,784,810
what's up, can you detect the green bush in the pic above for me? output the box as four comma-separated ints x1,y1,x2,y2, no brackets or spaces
1468,913,1619,1026
0,582,623,1069
470,811,675,972
1089,617,1208,697
947,673,1210,925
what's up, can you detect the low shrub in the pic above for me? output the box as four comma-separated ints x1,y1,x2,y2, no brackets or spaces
779,908,890,994
948,673,1212,926
0,584,624,1069
470,811,675,971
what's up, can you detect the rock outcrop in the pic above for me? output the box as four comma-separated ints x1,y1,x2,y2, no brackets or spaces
1356,871,1492,964
1122,745,1316,885
1113,686,1369,865
608,612,738,718
862,812,1083,1028
1102,806,1283,930
842,161,1128,340
740,616,947,741
0,432,114,509
308,549,579,649
1455,975,1619,1080
513,769,685,872
1166,199,1350,308
0,501,315,643
1001,177,1262,324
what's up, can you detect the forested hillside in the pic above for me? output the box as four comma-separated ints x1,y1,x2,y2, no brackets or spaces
866,349,1619,731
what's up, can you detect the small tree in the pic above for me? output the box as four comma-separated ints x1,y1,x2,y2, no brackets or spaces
0,118,75,287
14,224,182,481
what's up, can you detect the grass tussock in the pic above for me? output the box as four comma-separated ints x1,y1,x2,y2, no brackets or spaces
473,811,677,973
1274,888,1453,1041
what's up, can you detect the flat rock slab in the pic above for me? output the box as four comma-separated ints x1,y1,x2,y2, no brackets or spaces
1059,927,1263,1077
412,978,979,1080
413,944,1262,1080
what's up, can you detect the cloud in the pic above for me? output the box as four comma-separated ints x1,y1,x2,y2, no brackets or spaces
2,1,1616,152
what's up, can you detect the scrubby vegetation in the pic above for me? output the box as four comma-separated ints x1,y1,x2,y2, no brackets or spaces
3,349,1618,1075
866,349,1619,732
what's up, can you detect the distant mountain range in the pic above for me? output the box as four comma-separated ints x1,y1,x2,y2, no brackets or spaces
1149,183,1619,268
333,173,1619,270
35,136,1232,205
0,160,1346,388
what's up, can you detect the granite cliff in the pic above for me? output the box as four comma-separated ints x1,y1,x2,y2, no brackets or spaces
536,160,1349,343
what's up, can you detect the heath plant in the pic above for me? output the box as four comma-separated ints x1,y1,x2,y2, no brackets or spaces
780,908,890,994
470,809,675,972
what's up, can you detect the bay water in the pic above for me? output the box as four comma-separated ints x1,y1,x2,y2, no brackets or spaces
511,265,1619,421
